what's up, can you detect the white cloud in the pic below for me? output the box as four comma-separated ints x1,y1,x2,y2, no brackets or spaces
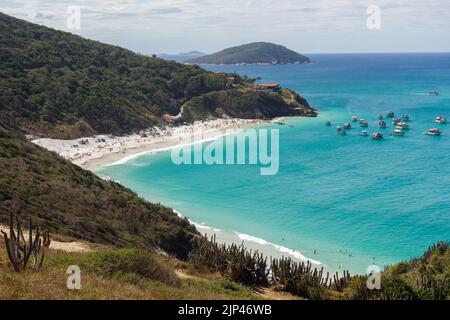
1,0,449,53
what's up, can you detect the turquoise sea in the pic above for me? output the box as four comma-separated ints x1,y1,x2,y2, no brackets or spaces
97,53,450,274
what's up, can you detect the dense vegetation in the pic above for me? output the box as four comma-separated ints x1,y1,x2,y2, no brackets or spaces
0,127,197,259
187,42,310,65
182,88,316,122
0,14,314,139
190,236,450,300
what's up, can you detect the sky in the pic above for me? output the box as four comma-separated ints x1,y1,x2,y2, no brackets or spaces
1,0,450,54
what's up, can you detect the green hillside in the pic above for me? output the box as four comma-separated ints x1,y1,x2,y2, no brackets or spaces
0,14,314,139
0,127,197,259
187,42,310,65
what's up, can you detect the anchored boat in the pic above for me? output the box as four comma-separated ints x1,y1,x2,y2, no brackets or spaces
359,119,369,127
386,111,395,118
396,122,409,130
436,116,447,124
359,130,369,137
378,120,387,128
426,128,441,136
401,115,410,122
351,115,358,122
343,122,352,129
371,132,384,140
337,126,346,135
392,129,405,137
325,121,332,126
392,118,401,125
377,114,384,120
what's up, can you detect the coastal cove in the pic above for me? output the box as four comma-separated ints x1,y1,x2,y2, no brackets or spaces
93,53,450,275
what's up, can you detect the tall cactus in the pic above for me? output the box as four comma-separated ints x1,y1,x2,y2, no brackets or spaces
1,212,51,272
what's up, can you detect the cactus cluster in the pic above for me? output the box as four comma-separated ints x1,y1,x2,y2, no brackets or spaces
1,212,51,272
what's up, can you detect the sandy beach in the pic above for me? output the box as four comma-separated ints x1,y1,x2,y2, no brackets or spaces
32,118,266,171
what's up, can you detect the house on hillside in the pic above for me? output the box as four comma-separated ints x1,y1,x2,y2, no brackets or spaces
256,83,281,92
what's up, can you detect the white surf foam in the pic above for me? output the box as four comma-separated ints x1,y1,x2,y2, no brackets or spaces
236,232,322,266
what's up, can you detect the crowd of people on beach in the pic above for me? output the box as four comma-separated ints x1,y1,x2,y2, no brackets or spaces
33,119,263,166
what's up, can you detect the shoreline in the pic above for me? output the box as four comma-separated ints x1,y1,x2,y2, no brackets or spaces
32,118,266,171
32,116,324,270
171,210,324,268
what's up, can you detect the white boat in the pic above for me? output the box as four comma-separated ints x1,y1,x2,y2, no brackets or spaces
401,115,410,122
359,130,368,137
426,128,441,136
392,129,405,137
351,116,358,122
343,122,352,129
435,116,447,124
392,118,401,125
359,119,369,127
396,122,409,130
371,132,384,140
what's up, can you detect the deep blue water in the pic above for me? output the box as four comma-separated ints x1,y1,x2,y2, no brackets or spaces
98,53,450,274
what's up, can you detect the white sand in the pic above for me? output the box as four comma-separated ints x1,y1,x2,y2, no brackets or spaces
31,119,265,170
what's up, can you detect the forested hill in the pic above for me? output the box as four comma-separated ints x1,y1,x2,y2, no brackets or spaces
186,42,311,65
0,13,315,139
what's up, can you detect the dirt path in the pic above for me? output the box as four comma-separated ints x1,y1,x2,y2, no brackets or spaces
0,225,93,253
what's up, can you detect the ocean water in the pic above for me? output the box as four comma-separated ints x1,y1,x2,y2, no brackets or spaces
97,53,450,274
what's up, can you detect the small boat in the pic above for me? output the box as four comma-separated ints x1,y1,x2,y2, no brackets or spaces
396,122,409,130
386,111,395,118
359,130,368,137
392,129,405,137
377,114,384,120
371,132,384,140
401,115,410,122
325,121,332,126
392,118,401,125
378,121,387,128
336,126,346,135
435,116,447,124
428,90,439,96
289,125,294,128
343,123,352,129
351,116,358,122
426,128,441,136
359,119,369,127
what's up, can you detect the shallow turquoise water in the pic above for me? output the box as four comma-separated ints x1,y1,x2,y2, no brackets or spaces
97,53,450,274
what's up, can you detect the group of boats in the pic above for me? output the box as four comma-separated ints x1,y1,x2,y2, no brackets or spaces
328,112,447,139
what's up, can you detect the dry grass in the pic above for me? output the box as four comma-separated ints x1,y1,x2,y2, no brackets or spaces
0,245,262,300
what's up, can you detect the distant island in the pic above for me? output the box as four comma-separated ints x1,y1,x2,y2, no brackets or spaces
158,51,206,63
186,42,310,65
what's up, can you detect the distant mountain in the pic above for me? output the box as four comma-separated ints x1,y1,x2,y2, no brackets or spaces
159,51,206,62
186,42,310,65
